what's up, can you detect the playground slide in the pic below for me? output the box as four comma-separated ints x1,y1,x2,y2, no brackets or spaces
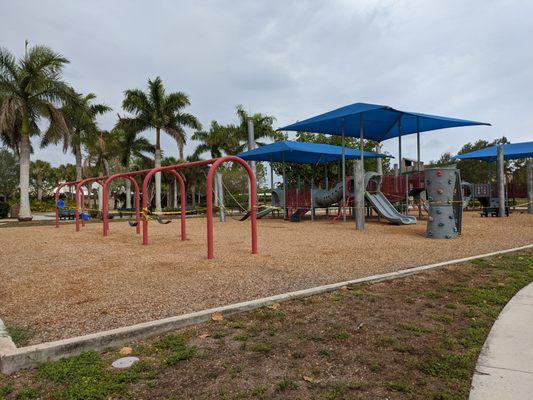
239,207,275,221
313,181,345,207
365,192,417,225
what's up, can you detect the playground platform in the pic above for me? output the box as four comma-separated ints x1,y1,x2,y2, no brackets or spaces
0,212,532,345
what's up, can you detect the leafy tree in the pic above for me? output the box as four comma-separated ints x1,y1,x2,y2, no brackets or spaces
271,131,391,188
42,91,111,180
118,76,201,212
0,44,71,220
428,137,511,183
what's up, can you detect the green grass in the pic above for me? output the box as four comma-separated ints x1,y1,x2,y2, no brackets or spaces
6,325,31,347
275,378,297,392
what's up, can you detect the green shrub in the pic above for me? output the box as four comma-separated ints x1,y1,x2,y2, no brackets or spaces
0,202,9,218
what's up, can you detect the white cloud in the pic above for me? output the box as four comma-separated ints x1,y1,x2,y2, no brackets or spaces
1,0,531,166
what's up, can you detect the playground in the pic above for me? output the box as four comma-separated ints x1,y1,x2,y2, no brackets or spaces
1,212,532,345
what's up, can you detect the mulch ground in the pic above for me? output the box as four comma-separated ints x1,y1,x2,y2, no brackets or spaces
1,250,532,400
0,212,532,345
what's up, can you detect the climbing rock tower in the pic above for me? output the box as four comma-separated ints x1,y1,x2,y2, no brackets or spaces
425,167,463,239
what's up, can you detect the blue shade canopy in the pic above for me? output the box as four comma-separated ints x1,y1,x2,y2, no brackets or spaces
278,102,491,142
453,141,533,162
236,140,391,164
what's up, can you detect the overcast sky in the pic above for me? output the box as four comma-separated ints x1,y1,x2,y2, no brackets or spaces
2,0,532,166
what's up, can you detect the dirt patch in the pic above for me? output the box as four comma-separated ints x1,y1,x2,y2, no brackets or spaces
0,212,531,344
1,250,532,399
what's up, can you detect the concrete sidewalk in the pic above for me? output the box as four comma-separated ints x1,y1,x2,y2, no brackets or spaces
470,282,533,400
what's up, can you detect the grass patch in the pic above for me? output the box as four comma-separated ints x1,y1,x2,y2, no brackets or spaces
6,325,31,347
275,378,297,391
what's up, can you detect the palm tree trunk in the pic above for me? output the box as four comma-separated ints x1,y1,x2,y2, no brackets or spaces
75,143,83,181
216,171,225,222
173,180,178,209
179,143,184,161
36,175,43,201
166,183,172,209
125,176,132,209
18,115,32,221
191,184,196,207
155,128,162,212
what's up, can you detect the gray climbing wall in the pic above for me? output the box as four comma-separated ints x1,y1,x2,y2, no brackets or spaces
425,167,461,239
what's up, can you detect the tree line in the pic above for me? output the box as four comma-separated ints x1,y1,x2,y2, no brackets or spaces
0,44,278,218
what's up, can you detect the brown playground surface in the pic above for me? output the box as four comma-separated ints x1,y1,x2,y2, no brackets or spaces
0,212,532,345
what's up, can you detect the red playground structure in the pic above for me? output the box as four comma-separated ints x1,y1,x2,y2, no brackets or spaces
54,156,258,260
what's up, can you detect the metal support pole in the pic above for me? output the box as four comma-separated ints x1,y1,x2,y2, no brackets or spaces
270,161,274,190
282,158,287,219
355,114,365,229
217,171,225,222
417,117,422,219
341,118,346,222
497,145,505,217
527,158,533,214
247,117,256,208
376,143,383,176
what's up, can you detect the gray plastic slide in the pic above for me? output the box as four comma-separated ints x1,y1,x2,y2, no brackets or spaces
365,191,417,225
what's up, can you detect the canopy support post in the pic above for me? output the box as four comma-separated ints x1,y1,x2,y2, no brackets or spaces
527,158,533,214
282,156,287,219
497,145,506,217
341,118,346,222
270,161,274,191
355,114,365,230
417,117,422,219
247,117,256,209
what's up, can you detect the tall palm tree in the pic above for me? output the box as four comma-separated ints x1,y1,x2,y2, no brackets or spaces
192,121,240,219
116,127,154,208
42,91,111,181
31,159,53,201
0,44,70,220
234,105,279,147
118,76,201,212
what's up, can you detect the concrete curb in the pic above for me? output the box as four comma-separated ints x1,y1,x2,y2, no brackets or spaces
1,243,532,375
0,318,17,356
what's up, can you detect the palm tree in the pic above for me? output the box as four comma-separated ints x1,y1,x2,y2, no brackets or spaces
83,129,120,211
118,76,201,212
42,91,111,181
31,159,53,201
234,105,279,147
116,127,154,208
192,121,240,219
0,44,70,220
